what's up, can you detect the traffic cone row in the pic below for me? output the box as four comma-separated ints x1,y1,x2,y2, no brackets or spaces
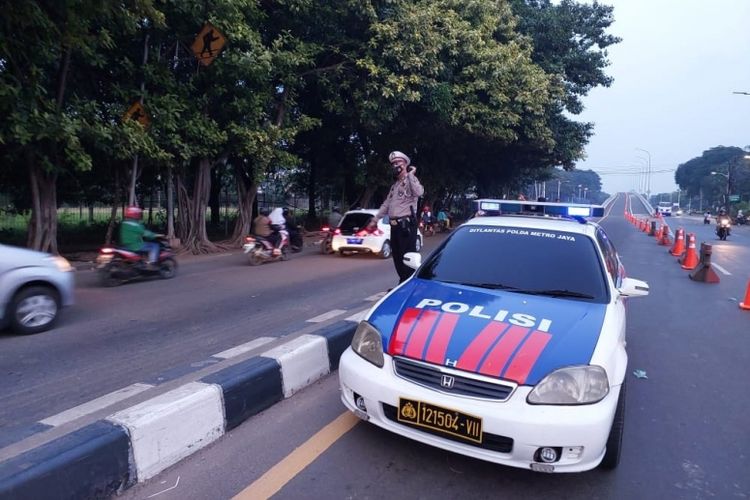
622,210,749,307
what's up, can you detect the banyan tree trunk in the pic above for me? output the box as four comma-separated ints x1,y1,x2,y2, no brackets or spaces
229,164,258,245
27,162,59,254
176,158,220,254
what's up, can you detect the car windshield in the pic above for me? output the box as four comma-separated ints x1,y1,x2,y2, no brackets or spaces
339,213,374,234
417,225,609,303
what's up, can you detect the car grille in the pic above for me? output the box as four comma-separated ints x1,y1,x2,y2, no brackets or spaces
393,357,514,401
382,403,514,453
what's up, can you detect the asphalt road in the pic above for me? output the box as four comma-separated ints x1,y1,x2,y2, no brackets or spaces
3,193,749,499
119,193,749,500
0,233,435,449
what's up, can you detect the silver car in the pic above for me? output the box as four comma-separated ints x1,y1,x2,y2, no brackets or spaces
0,244,75,334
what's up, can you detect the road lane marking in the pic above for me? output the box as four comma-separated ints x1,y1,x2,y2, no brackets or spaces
233,411,359,500
40,383,154,427
712,263,731,276
213,337,276,359
345,309,369,323
306,309,347,323
364,292,387,301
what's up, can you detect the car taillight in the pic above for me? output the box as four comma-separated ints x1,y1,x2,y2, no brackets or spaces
334,228,341,235
100,248,114,254
321,226,330,232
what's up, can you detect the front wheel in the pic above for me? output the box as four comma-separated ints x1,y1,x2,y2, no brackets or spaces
10,286,60,335
159,258,178,279
600,381,626,470
248,251,264,266
280,246,290,261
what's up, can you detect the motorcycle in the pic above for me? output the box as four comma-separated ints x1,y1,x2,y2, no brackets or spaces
734,214,747,226
320,225,335,254
287,224,303,253
420,220,435,237
716,219,731,241
96,236,178,286
243,230,290,265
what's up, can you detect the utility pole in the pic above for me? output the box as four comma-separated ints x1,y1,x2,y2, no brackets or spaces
128,34,150,207
636,148,652,200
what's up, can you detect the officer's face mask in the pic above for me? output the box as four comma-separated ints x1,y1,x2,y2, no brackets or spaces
391,165,403,179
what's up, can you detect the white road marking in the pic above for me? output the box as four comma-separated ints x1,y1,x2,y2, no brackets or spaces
40,383,154,427
364,292,387,302
345,309,369,323
213,337,275,359
306,309,347,323
712,263,731,276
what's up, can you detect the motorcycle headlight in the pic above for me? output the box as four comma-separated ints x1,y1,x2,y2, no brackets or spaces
351,321,384,368
527,365,609,405
45,256,74,273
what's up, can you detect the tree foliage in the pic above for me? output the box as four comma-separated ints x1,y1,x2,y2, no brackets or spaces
0,0,619,252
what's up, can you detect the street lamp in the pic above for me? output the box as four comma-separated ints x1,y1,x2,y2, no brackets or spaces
711,170,730,208
635,148,652,198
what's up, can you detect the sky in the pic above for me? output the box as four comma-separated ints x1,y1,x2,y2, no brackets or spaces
574,0,750,196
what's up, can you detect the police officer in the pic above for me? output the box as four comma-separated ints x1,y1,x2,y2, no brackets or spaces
375,151,424,283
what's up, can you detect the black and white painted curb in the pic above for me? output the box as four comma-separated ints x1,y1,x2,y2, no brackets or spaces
0,321,357,500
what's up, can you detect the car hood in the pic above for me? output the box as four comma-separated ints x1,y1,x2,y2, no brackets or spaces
367,279,607,386
0,244,50,269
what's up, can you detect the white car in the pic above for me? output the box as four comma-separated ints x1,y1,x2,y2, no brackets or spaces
339,199,649,473
0,244,75,334
656,202,672,216
330,209,423,258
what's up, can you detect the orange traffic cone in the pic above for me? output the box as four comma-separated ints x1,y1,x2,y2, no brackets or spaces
740,279,750,310
670,228,685,256
680,233,699,270
642,219,650,233
658,226,671,246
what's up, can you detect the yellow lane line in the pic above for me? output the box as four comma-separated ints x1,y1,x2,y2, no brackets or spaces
233,411,360,500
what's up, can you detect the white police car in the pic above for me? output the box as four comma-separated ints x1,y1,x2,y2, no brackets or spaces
338,200,649,473
330,209,423,258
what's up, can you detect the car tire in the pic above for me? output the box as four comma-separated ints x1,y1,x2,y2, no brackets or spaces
380,241,392,259
9,286,60,335
600,381,626,470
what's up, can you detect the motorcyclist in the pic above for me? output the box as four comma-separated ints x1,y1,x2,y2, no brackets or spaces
717,208,730,224
283,207,303,251
119,206,159,269
268,207,286,255
252,208,279,254
703,210,711,224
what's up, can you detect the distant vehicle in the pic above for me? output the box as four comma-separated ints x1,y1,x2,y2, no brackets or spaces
0,244,75,334
329,209,423,258
672,204,683,216
656,202,672,216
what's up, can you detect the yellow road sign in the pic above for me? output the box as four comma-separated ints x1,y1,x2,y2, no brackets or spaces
191,22,226,66
123,101,149,127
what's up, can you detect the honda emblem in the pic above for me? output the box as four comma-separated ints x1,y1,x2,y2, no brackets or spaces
440,374,455,389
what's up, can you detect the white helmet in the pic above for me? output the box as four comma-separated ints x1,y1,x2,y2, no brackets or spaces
388,151,410,166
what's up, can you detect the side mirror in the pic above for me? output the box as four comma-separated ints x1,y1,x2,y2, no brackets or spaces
617,277,649,298
403,252,422,270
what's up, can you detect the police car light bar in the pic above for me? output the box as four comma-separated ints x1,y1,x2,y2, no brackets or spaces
474,199,605,219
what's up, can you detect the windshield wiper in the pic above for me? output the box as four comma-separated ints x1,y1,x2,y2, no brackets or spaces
444,281,595,299
522,289,595,299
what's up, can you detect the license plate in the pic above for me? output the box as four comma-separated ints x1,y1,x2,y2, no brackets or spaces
346,238,363,244
397,397,482,444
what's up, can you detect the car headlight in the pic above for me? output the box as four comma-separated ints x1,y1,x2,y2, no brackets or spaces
351,321,384,368
45,256,74,273
527,365,609,405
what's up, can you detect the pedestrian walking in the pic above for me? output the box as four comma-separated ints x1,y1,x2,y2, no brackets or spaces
375,151,424,283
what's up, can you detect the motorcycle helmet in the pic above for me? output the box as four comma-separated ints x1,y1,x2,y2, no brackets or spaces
125,206,143,220
719,208,727,215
